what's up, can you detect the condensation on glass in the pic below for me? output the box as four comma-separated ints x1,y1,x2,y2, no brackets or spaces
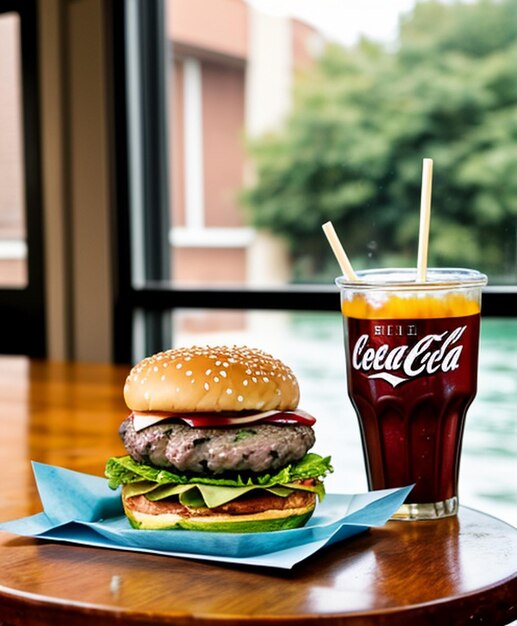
0,13,27,287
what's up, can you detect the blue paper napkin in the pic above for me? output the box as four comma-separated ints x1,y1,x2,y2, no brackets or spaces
0,462,412,569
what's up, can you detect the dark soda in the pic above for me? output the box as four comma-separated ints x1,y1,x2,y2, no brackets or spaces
345,313,480,505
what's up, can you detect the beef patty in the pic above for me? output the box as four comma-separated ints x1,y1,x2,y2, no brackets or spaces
120,415,315,474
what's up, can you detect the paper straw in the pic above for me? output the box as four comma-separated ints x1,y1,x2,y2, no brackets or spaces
322,221,358,281
417,158,433,282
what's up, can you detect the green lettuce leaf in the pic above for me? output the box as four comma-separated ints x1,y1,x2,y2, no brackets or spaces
105,453,332,508
159,483,294,508
115,475,326,509
105,452,332,491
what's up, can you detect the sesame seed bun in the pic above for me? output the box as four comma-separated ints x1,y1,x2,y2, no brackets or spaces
123,345,300,413
123,501,315,533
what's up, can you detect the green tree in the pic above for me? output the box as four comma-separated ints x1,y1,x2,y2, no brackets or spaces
241,0,517,282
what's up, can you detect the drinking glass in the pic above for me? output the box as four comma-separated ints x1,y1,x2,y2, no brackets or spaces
337,268,487,520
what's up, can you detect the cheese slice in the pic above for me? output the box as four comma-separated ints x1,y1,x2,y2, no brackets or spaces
133,414,172,432
133,410,279,432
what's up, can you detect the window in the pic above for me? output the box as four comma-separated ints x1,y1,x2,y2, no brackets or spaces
110,0,517,526
113,0,517,366
0,12,27,287
0,0,45,357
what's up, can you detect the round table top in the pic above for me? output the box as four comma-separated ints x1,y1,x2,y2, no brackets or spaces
1,508,516,625
0,358,516,626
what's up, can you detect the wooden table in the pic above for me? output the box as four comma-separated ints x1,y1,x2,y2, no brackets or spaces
0,357,516,626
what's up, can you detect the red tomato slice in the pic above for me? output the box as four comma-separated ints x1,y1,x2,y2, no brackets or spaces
180,410,316,427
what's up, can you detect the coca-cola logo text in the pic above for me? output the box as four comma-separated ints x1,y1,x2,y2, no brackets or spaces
351,326,467,387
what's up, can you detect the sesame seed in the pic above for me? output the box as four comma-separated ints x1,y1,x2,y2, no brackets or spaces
220,371,227,378
214,376,219,383
252,377,257,383
176,363,183,369
243,379,248,386
205,369,212,375
215,360,221,366
226,388,232,395
263,376,270,383
204,382,210,391
223,362,229,367
185,370,192,376
161,375,166,381
237,395,244,402
153,366,158,372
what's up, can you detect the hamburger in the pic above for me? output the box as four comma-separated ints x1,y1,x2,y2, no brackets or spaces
105,345,332,532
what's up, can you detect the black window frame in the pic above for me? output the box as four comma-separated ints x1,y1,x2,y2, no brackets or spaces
107,0,517,364
0,0,46,357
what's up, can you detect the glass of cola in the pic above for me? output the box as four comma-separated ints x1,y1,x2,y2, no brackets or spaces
337,268,487,520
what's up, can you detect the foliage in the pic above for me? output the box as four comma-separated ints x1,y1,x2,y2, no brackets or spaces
240,0,517,282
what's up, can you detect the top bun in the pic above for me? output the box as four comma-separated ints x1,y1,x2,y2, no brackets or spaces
124,346,300,413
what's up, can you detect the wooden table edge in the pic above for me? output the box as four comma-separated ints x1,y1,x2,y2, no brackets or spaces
0,539,515,626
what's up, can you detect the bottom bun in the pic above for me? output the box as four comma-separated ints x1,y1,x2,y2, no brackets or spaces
122,490,316,533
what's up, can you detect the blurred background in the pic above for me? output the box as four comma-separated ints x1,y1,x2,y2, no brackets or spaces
0,0,515,525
